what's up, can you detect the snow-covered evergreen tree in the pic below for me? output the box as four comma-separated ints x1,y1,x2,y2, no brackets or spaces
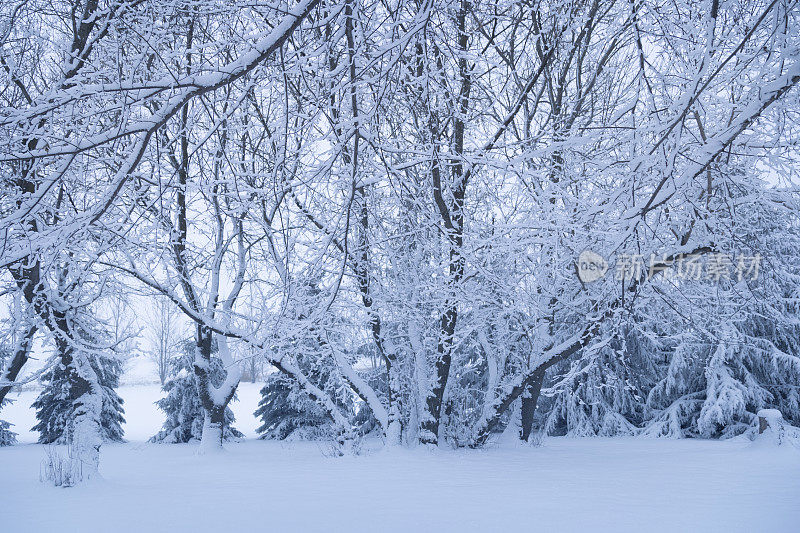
643,334,707,438
0,398,16,446
255,370,330,440
32,347,125,444
151,340,243,443
0,419,15,446
646,315,800,438
542,326,655,437
696,324,766,438
255,279,372,441
0,346,16,446
254,344,369,441
644,184,800,438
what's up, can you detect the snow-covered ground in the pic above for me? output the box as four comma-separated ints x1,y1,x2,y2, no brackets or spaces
2,436,799,532
1,368,799,532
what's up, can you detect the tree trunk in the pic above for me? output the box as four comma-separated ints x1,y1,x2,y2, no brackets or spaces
420,0,472,447
520,366,546,442
0,325,37,406
199,406,225,452
386,367,402,446
71,382,102,480
194,327,239,451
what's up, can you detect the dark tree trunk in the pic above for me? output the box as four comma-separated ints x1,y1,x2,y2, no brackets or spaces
420,309,456,444
209,405,226,447
472,342,586,448
520,366,546,441
420,0,471,446
0,325,37,406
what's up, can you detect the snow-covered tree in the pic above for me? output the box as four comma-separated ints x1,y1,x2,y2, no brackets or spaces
543,328,653,437
255,371,330,441
0,395,16,446
255,286,378,442
32,347,125,444
151,340,243,444
0,345,16,445
2,0,799,469
0,419,15,446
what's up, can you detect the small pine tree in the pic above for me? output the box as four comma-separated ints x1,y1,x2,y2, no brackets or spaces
0,346,18,446
645,260,800,438
442,344,488,446
0,419,16,446
96,354,126,442
256,280,362,441
0,397,16,446
32,362,73,443
644,322,800,438
150,340,243,443
255,341,379,441
255,371,329,440
32,351,125,444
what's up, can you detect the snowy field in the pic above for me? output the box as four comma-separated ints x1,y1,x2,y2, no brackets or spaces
1,377,799,532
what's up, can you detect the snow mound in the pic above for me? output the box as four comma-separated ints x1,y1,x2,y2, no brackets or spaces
751,409,800,449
